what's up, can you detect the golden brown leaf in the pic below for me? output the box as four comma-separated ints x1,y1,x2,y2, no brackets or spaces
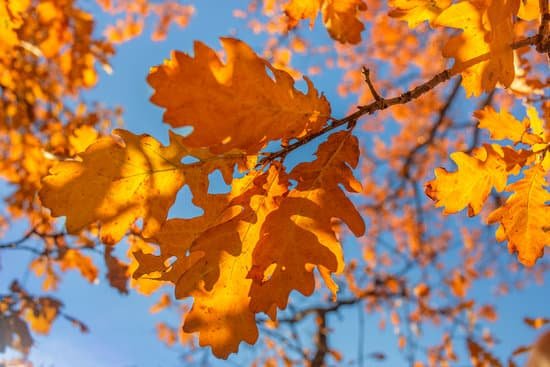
0,0,30,56
488,165,550,266
389,0,451,28
434,0,517,96
147,38,330,154
40,130,187,244
178,168,287,358
24,298,61,335
285,0,366,44
425,144,527,216
137,167,287,358
321,0,367,44
249,131,365,312
40,129,246,245
475,107,543,146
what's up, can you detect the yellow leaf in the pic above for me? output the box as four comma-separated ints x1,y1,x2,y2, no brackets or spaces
179,168,287,358
40,130,187,244
321,0,367,44
285,0,366,44
0,0,30,56
285,0,321,27
249,131,365,312
147,38,330,154
25,298,61,335
68,125,99,153
475,106,542,146
389,0,451,28
425,144,528,216
138,167,287,358
517,0,539,20
487,165,550,266
40,129,246,245
434,0,518,97
58,249,98,283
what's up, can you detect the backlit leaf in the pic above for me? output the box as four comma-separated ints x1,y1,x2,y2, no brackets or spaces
488,165,550,266
425,144,528,216
147,38,330,154
434,0,518,96
249,131,365,312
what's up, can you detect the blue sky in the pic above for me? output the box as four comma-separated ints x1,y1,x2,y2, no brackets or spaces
1,1,549,366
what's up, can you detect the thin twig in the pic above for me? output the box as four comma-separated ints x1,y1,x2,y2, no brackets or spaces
362,67,384,102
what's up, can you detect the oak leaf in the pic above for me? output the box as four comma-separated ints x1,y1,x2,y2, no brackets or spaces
285,0,367,44
249,131,365,312
425,144,528,216
24,298,61,335
147,38,330,154
0,0,30,56
487,165,550,266
321,0,368,44
163,167,287,358
40,129,187,244
434,0,518,96
40,129,246,245
475,107,543,146
388,0,451,28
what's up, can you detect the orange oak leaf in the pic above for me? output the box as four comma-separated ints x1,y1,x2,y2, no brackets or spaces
388,0,451,28
285,0,367,44
0,0,30,56
40,129,187,244
475,106,543,146
425,144,528,216
166,167,287,358
132,166,287,357
517,0,540,20
487,165,550,266
284,0,320,28
322,0,368,44
147,38,330,154
434,0,518,97
24,298,61,335
40,129,247,245
58,249,99,283
249,131,365,313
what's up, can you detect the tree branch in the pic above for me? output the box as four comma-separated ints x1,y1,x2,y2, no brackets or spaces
310,311,328,367
258,35,540,167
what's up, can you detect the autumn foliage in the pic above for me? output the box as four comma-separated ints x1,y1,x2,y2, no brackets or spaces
1,0,549,366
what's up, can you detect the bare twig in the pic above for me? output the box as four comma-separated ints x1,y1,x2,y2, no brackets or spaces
362,67,384,102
